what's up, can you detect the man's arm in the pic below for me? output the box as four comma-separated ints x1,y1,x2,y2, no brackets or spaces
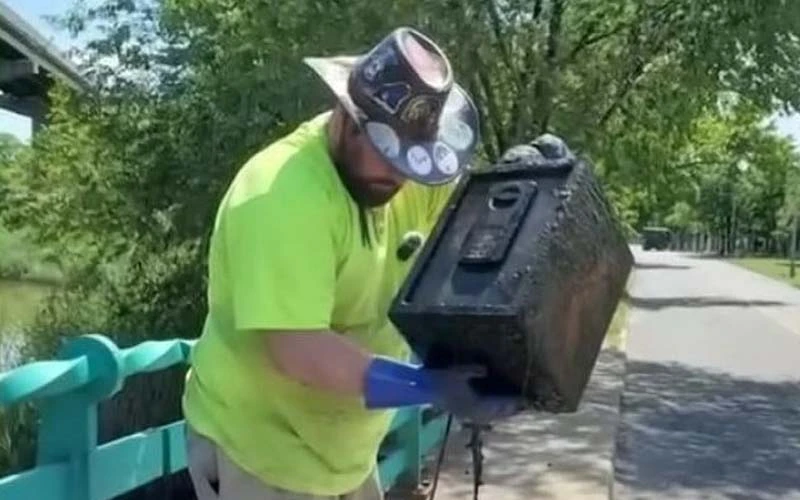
264,325,452,411
264,326,525,423
265,328,438,409
219,163,493,413
220,173,375,398
265,329,371,396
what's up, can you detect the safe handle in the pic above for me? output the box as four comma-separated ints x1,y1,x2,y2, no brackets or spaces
459,180,538,265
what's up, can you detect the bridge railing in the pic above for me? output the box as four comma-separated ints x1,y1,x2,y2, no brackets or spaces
0,334,447,500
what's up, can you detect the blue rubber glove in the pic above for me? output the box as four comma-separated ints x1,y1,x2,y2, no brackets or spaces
425,365,525,423
364,357,525,423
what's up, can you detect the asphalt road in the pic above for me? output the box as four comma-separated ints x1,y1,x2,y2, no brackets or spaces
613,247,800,500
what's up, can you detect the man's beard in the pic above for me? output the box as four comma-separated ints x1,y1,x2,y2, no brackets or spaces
335,163,401,207
331,130,402,208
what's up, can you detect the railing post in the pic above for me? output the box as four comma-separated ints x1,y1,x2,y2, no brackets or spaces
394,407,424,494
36,335,123,500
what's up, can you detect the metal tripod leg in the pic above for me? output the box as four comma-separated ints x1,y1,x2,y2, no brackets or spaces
428,417,492,500
463,421,491,500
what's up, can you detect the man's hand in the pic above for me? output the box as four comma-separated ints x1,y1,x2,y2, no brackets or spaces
500,133,573,165
266,331,525,422
423,365,525,423
530,133,572,160
363,356,525,422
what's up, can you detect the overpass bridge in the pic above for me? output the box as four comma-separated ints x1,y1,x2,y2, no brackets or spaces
0,1,89,134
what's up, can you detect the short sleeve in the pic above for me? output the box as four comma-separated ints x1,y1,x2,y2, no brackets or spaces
222,186,336,332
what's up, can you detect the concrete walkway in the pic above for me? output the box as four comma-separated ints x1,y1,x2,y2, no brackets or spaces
614,248,800,500
425,345,627,499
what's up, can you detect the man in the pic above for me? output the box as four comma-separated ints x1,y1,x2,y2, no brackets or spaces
182,27,522,500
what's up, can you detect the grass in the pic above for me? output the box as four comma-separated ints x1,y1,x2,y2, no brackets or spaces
0,226,62,285
732,257,800,289
603,299,630,351
0,280,53,347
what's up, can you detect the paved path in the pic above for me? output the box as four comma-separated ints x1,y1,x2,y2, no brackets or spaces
424,347,625,500
614,247,800,500
424,291,629,500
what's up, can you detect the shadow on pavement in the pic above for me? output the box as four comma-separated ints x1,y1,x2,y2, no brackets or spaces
623,293,787,310
614,360,800,500
426,349,625,499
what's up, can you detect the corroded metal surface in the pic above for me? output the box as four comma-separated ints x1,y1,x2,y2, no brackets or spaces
390,140,633,413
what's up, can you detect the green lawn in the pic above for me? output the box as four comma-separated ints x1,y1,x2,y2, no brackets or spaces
732,257,800,289
603,299,629,351
0,225,62,285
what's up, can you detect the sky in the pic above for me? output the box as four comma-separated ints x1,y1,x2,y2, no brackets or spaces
3,0,800,149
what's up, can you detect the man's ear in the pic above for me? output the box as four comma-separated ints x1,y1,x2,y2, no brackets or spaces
329,105,350,150
331,105,344,133
332,102,362,139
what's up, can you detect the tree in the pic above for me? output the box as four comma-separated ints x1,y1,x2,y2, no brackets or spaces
1,0,798,355
791,215,798,279
665,201,700,248
781,164,800,276
4,0,800,483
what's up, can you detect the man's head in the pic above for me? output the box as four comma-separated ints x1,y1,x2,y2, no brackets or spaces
305,27,480,207
327,103,406,207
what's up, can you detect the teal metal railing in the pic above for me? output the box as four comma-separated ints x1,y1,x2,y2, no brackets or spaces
0,334,448,499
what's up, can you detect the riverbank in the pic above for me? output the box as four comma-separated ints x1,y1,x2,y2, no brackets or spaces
0,279,53,335
0,226,63,287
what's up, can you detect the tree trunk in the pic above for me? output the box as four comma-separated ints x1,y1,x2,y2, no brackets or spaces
790,214,798,279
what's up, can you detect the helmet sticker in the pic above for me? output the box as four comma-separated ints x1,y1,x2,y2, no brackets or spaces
366,122,401,158
370,82,411,115
433,142,459,175
362,45,398,82
443,88,467,114
406,145,433,175
439,117,474,151
400,95,440,132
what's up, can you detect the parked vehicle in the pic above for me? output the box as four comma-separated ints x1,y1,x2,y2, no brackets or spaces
642,226,671,250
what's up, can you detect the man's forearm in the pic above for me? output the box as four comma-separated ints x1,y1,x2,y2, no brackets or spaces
265,330,372,396
264,329,445,410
